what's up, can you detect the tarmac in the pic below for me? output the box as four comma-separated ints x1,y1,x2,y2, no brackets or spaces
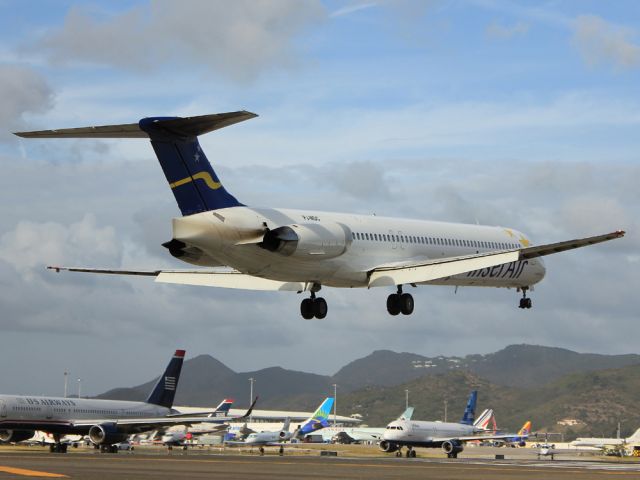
1,445,640,479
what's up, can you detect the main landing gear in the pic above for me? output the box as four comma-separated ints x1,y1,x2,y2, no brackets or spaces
387,286,414,316
300,291,328,320
49,434,68,453
518,287,532,309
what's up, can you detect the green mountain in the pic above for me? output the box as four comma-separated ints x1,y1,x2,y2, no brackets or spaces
96,345,640,438
339,365,640,440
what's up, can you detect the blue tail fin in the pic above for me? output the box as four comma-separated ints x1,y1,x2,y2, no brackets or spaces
146,349,185,408
138,112,255,216
297,397,334,436
13,111,255,217
460,390,477,425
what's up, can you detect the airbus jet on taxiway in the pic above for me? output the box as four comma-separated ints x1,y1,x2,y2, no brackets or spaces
15,112,625,319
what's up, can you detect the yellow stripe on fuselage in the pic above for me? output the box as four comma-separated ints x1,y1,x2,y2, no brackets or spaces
170,171,222,190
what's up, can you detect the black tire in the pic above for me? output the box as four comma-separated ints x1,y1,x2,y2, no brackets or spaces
300,298,314,319
313,297,328,319
387,294,401,315
61,444,68,453
400,293,414,315
410,449,416,458
525,298,532,309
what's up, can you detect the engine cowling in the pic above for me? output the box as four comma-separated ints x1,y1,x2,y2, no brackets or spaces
88,423,128,445
0,429,35,443
379,440,399,452
260,222,350,259
442,440,464,455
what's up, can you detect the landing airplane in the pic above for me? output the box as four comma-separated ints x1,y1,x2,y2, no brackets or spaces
15,112,625,319
380,391,521,458
0,350,256,453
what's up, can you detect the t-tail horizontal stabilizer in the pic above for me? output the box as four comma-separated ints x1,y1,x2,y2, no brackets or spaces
15,111,257,216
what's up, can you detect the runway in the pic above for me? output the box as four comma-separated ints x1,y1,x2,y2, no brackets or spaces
1,448,640,479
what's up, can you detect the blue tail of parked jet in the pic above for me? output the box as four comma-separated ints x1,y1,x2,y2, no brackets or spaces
146,349,185,409
297,397,334,437
460,390,478,425
14,111,255,216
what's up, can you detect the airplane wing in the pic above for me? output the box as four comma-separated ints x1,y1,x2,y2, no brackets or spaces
47,266,308,292
431,433,526,443
368,230,625,287
72,398,257,433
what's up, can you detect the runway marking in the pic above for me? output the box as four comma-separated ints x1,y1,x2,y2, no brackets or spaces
0,466,67,477
31,454,640,476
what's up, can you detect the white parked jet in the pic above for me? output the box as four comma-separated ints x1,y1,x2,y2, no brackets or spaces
0,350,255,453
380,392,520,458
570,427,640,450
16,112,625,319
226,417,293,447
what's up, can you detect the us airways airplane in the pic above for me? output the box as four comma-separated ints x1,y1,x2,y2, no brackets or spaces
15,112,625,319
0,350,255,453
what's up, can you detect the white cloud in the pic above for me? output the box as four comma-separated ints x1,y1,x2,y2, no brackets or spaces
35,0,326,81
0,64,54,141
572,14,640,70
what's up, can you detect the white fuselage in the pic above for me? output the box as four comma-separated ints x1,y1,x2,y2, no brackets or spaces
244,429,291,445
0,394,169,435
171,206,546,289
383,419,477,447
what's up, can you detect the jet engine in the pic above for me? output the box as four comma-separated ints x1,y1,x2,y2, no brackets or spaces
0,429,35,443
88,423,128,445
442,440,464,456
379,440,399,453
260,222,350,259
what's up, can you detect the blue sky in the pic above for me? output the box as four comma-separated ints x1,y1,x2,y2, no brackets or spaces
0,0,638,398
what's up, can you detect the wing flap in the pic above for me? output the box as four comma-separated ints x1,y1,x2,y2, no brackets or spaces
155,271,306,292
369,251,519,287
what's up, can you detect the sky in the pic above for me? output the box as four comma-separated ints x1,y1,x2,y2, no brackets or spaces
0,0,639,398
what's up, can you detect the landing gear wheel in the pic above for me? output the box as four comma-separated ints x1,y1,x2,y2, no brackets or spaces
395,450,402,457
518,289,533,309
400,293,414,315
301,298,314,319
410,449,416,458
313,297,328,319
387,294,401,316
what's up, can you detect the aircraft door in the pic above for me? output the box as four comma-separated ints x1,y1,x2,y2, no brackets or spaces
0,400,6,418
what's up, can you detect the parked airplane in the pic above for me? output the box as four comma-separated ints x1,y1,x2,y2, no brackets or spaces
161,398,234,448
379,391,520,458
16,112,625,319
309,406,416,444
226,418,293,447
570,427,640,450
294,397,334,438
490,420,531,447
0,350,255,453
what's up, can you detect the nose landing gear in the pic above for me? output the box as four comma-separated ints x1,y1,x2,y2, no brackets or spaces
387,285,414,316
518,287,532,309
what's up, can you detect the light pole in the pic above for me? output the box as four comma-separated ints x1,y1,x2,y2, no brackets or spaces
444,399,448,422
248,378,255,422
77,378,82,399
332,384,337,426
64,371,68,398
405,389,409,409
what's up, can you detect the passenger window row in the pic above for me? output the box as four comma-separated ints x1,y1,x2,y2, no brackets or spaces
351,231,519,250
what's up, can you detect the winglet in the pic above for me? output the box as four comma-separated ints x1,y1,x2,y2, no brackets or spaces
239,397,259,419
